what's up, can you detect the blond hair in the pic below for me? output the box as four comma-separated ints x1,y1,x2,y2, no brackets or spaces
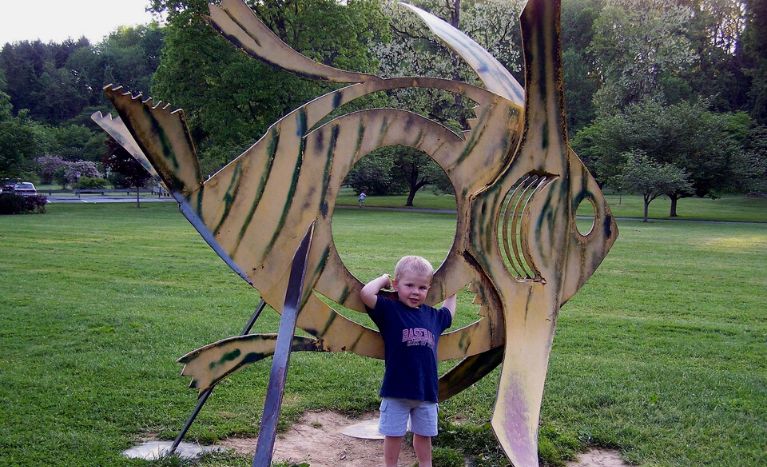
394,256,434,280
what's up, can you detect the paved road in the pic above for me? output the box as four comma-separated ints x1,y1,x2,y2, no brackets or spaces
48,195,175,203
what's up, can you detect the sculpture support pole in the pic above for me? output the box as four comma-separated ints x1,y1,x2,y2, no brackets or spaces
253,222,316,467
167,298,268,455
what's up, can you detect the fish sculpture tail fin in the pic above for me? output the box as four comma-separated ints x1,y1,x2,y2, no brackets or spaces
103,84,203,198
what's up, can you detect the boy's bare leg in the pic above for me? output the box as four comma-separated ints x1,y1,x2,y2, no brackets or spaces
413,434,433,466
383,435,403,466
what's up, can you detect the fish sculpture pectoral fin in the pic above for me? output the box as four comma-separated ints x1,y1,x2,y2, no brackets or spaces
179,334,322,393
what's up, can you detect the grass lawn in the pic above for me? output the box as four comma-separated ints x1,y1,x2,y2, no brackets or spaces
1,203,765,466
336,188,767,223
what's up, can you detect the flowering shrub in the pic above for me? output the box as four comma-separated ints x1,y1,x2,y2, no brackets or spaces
64,161,102,186
0,193,47,214
36,155,67,184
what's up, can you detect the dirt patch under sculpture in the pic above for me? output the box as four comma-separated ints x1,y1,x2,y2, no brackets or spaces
218,411,628,467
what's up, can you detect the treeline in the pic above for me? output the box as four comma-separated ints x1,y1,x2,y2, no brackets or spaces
0,0,765,209
0,24,163,187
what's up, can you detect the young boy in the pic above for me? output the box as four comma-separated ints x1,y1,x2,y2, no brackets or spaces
360,256,457,467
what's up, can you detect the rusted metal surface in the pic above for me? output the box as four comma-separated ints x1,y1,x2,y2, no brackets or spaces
93,0,617,465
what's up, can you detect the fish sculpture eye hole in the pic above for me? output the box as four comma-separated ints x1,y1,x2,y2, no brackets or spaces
332,146,458,283
574,195,597,237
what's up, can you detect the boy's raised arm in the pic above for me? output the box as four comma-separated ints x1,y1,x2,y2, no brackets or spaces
360,274,392,309
442,294,457,319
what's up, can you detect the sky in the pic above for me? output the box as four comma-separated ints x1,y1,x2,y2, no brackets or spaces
0,0,163,46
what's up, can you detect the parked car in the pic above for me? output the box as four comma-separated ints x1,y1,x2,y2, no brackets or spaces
12,182,37,196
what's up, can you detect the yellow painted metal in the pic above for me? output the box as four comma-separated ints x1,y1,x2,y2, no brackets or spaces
93,1,618,465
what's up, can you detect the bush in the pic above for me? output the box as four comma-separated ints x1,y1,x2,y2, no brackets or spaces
76,177,108,189
0,193,47,214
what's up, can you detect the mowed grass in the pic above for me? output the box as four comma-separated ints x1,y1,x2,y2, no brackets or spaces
0,203,765,466
336,188,767,223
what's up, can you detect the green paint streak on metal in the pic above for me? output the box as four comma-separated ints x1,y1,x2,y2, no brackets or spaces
214,160,243,235
262,137,304,259
319,125,339,217
354,120,366,159
209,348,242,370
296,108,308,137
145,107,179,170
332,90,343,109
375,116,391,148
457,327,470,350
338,285,351,306
347,329,366,353
195,184,205,216
313,246,331,283
234,128,280,251
318,310,338,338
242,351,270,364
454,110,489,166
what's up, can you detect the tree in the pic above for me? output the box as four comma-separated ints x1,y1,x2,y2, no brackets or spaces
35,155,67,184
561,0,603,134
740,0,767,124
102,138,152,207
0,107,38,179
369,0,522,204
391,146,450,206
589,0,698,114
680,0,749,113
346,150,395,195
572,99,746,215
621,150,693,222
150,0,388,175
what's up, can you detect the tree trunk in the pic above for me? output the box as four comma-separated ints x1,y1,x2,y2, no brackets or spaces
643,195,649,222
669,194,679,217
405,181,428,207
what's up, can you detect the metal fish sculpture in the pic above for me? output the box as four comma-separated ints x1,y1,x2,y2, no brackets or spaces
92,0,617,465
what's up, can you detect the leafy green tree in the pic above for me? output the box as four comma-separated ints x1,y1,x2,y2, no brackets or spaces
590,0,697,114
573,99,746,215
102,138,152,207
740,0,767,124
391,146,450,206
0,107,38,179
620,150,693,222
150,0,388,174
679,0,749,112
346,150,396,195
561,0,603,134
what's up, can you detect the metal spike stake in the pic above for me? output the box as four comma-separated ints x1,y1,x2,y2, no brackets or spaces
252,222,315,467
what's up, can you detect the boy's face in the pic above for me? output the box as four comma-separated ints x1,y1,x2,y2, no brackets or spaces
393,270,431,308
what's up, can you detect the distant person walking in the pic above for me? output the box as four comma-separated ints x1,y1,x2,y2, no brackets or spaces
358,191,367,208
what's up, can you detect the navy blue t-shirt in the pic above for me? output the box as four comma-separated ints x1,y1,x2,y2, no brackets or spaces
367,295,452,403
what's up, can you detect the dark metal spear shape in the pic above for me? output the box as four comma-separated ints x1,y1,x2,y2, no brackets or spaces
253,221,315,466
